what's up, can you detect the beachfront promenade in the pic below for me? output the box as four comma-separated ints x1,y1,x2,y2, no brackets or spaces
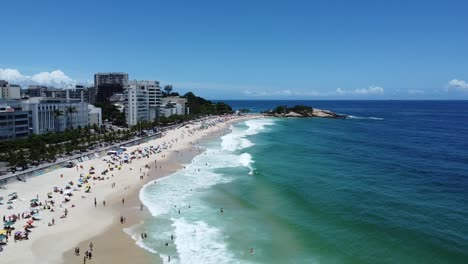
0,117,216,184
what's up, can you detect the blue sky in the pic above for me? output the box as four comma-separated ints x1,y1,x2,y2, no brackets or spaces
1,0,468,99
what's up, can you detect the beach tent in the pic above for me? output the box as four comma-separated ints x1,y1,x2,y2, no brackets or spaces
4,221,14,227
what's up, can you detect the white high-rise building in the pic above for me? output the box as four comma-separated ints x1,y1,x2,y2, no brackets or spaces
124,83,149,126
124,80,162,126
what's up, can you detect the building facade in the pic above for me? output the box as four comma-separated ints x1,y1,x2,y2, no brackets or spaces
94,72,128,103
0,80,21,99
0,100,33,140
88,104,102,127
123,80,163,126
124,85,149,126
160,96,188,116
21,98,90,134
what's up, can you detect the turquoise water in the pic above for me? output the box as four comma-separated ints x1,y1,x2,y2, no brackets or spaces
136,101,468,264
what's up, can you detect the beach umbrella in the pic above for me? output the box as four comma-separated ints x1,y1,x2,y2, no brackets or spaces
27,220,34,225
0,234,6,241
4,221,14,227
8,192,17,196
0,230,6,235
0,196,3,200
14,231,22,235
30,199,39,203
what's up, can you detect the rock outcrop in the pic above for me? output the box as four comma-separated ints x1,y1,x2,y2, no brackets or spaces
265,105,346,119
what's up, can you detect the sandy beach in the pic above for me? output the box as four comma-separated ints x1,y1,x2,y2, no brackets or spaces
0,114,258,263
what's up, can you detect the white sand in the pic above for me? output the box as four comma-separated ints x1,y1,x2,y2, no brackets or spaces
0,115,258,263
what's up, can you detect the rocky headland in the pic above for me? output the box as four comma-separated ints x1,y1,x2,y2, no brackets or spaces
264,105,347,119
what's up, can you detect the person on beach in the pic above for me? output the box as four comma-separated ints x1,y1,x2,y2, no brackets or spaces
122,198,125,205
94,198,97,207
140,204,144,211
90,242,93,251
103,200,106,206
83,255,86,264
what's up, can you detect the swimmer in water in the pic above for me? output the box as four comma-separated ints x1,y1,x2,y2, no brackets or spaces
250,248,254,254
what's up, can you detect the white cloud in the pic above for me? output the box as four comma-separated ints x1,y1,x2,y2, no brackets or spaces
335,86,384,95
0,68,28,83
243,89,325,97
448,79,468,91
408,89,425,94
0,68,76,87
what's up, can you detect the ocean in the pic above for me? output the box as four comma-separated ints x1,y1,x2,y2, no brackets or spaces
133,101,468,263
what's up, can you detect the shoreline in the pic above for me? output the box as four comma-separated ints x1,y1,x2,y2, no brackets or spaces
62,126,232,264
0,114,258,263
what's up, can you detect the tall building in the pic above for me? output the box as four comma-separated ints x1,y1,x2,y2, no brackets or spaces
123,80,163,126
0,100,33,141
94,72,128,102
0,80,21,99
21,98,90,134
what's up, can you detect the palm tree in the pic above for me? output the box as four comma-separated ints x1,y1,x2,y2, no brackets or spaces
53,109,63,133
66,106,77,130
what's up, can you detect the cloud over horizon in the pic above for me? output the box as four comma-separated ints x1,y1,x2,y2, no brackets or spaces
336,86,384,95
448,79,468,91
0,68,76,87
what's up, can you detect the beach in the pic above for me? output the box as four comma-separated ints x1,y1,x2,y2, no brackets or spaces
0,114,257,263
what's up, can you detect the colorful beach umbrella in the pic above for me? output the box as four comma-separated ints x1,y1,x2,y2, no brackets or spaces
0,230,6,235
4,221,14,227
8,192,17,196
27,220,34,224
30,199,39,203
0,234,6,241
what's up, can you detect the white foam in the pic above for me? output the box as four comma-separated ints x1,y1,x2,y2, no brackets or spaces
171,218,237,264
221,118,275,151
239,153,254,175
123,223,159,254
137,120,271,262
347,115,384,120
140,147,254,217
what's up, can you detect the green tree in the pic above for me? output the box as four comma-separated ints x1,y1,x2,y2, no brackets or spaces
163,84,173,96
53,109,63,132
66,106,77,130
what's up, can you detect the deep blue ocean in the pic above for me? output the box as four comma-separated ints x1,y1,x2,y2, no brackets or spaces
134,101,468,263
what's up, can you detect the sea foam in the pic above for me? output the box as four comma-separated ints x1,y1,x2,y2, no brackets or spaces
136,119,274,263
